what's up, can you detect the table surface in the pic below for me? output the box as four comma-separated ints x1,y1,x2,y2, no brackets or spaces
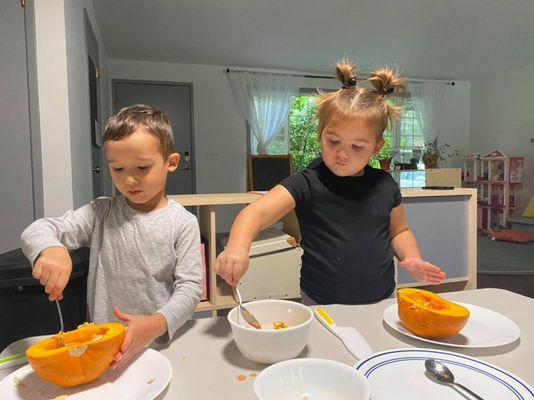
156,288,533,398
2,288,532,398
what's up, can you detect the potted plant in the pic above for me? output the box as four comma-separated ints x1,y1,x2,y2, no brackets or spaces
422,138,459,169
377,139,392,171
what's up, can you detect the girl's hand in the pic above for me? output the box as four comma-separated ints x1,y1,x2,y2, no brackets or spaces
214,247,249,287
399,257,446,285
110,307,167,370
32,247,72,301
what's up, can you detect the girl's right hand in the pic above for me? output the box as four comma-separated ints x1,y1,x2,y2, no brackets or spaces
32,247,72,301
214,247,250,287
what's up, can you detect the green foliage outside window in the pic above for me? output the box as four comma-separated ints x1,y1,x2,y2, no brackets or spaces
289,96,320,172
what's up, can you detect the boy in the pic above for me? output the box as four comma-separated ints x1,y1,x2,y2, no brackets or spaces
21,104,202,369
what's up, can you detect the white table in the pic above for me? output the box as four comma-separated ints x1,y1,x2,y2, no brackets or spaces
153,288,533,398
2,288,532,398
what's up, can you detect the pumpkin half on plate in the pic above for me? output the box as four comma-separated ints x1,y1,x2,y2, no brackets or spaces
397,288,470,338
26,322,125,387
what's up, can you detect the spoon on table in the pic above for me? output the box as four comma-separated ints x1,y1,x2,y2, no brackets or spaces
234,287,261,329
425,359,485,399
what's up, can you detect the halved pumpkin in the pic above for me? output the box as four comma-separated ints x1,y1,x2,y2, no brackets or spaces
26,322,125,387
397,288,470,338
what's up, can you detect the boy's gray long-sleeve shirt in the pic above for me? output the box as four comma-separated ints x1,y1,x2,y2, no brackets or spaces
20,196,203,342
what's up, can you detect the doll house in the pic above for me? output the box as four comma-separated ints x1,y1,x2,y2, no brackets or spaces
463,150,523,231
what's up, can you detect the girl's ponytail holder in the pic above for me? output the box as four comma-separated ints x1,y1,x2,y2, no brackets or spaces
341,78,357,89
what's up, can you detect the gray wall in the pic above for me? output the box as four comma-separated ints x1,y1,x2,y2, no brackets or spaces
0,1,37,252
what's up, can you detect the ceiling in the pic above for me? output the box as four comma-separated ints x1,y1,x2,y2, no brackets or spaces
92,0,534,80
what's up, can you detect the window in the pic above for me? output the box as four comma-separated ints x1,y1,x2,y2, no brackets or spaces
391,99,424,162
395,100,425,149
252,94,422,171
250,94,320,172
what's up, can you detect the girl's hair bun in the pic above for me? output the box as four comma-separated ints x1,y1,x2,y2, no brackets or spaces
367,68,406,97
336,60,358,89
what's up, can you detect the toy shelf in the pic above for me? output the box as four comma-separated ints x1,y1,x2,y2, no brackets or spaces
463,150,523,231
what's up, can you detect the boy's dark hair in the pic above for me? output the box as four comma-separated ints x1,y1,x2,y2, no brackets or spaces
103,104,174,157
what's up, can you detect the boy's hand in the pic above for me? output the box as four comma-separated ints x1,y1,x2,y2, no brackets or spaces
32,247,72,301
399,257,446,285
214,247,249,287
110,307,167,370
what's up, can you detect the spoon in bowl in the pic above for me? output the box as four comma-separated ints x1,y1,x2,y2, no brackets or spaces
234,287,261,329
425,359,484,399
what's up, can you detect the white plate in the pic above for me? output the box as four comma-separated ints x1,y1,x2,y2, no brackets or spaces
0,335,52,370
383,302,520,348
0,348,172,400
355,348,533,400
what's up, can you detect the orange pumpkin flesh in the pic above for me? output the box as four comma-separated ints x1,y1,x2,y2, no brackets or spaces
397,288,470,338
26,322,125,387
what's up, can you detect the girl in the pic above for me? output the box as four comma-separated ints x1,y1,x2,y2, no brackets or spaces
215,60,445,305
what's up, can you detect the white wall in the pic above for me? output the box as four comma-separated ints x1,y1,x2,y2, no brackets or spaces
438,81,471,169
471,63,534,212
33,0,73,217
64,0,111,208
33,0,110,215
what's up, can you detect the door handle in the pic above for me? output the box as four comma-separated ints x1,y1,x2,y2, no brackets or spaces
92,166,100,173
180,151,190,170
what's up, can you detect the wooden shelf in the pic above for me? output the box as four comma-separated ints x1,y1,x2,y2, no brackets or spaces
196,300,215,312
170,193,270,313
170,193,261,206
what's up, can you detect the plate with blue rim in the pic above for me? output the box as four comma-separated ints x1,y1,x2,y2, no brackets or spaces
355,348,533,400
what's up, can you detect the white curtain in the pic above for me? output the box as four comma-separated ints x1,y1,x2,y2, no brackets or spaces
409,82,445,145
226,70,303,154
389,95,405,162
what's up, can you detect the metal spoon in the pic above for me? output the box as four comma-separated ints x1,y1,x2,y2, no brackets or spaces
425,359,485,399
234,287,261,329
55,300,65,346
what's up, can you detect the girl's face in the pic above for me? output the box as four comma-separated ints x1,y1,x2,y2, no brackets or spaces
320,116,383,177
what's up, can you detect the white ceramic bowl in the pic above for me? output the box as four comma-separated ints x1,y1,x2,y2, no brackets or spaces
254,358,371,400
227,299,313,364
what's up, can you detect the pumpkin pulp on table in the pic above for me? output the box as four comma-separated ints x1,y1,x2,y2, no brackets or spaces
397,288,470,338
26,322,125,387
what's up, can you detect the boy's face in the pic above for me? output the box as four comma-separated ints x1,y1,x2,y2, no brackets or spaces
104,128,179,211
320,116,383,177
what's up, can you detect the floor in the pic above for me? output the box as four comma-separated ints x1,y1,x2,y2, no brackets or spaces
476,235,534,299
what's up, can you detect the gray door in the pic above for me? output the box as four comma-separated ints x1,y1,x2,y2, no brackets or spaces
86,14,103,198
113,81,195,195
0,1,35,253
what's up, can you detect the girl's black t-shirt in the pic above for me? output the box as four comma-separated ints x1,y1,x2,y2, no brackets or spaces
280,158,402,304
